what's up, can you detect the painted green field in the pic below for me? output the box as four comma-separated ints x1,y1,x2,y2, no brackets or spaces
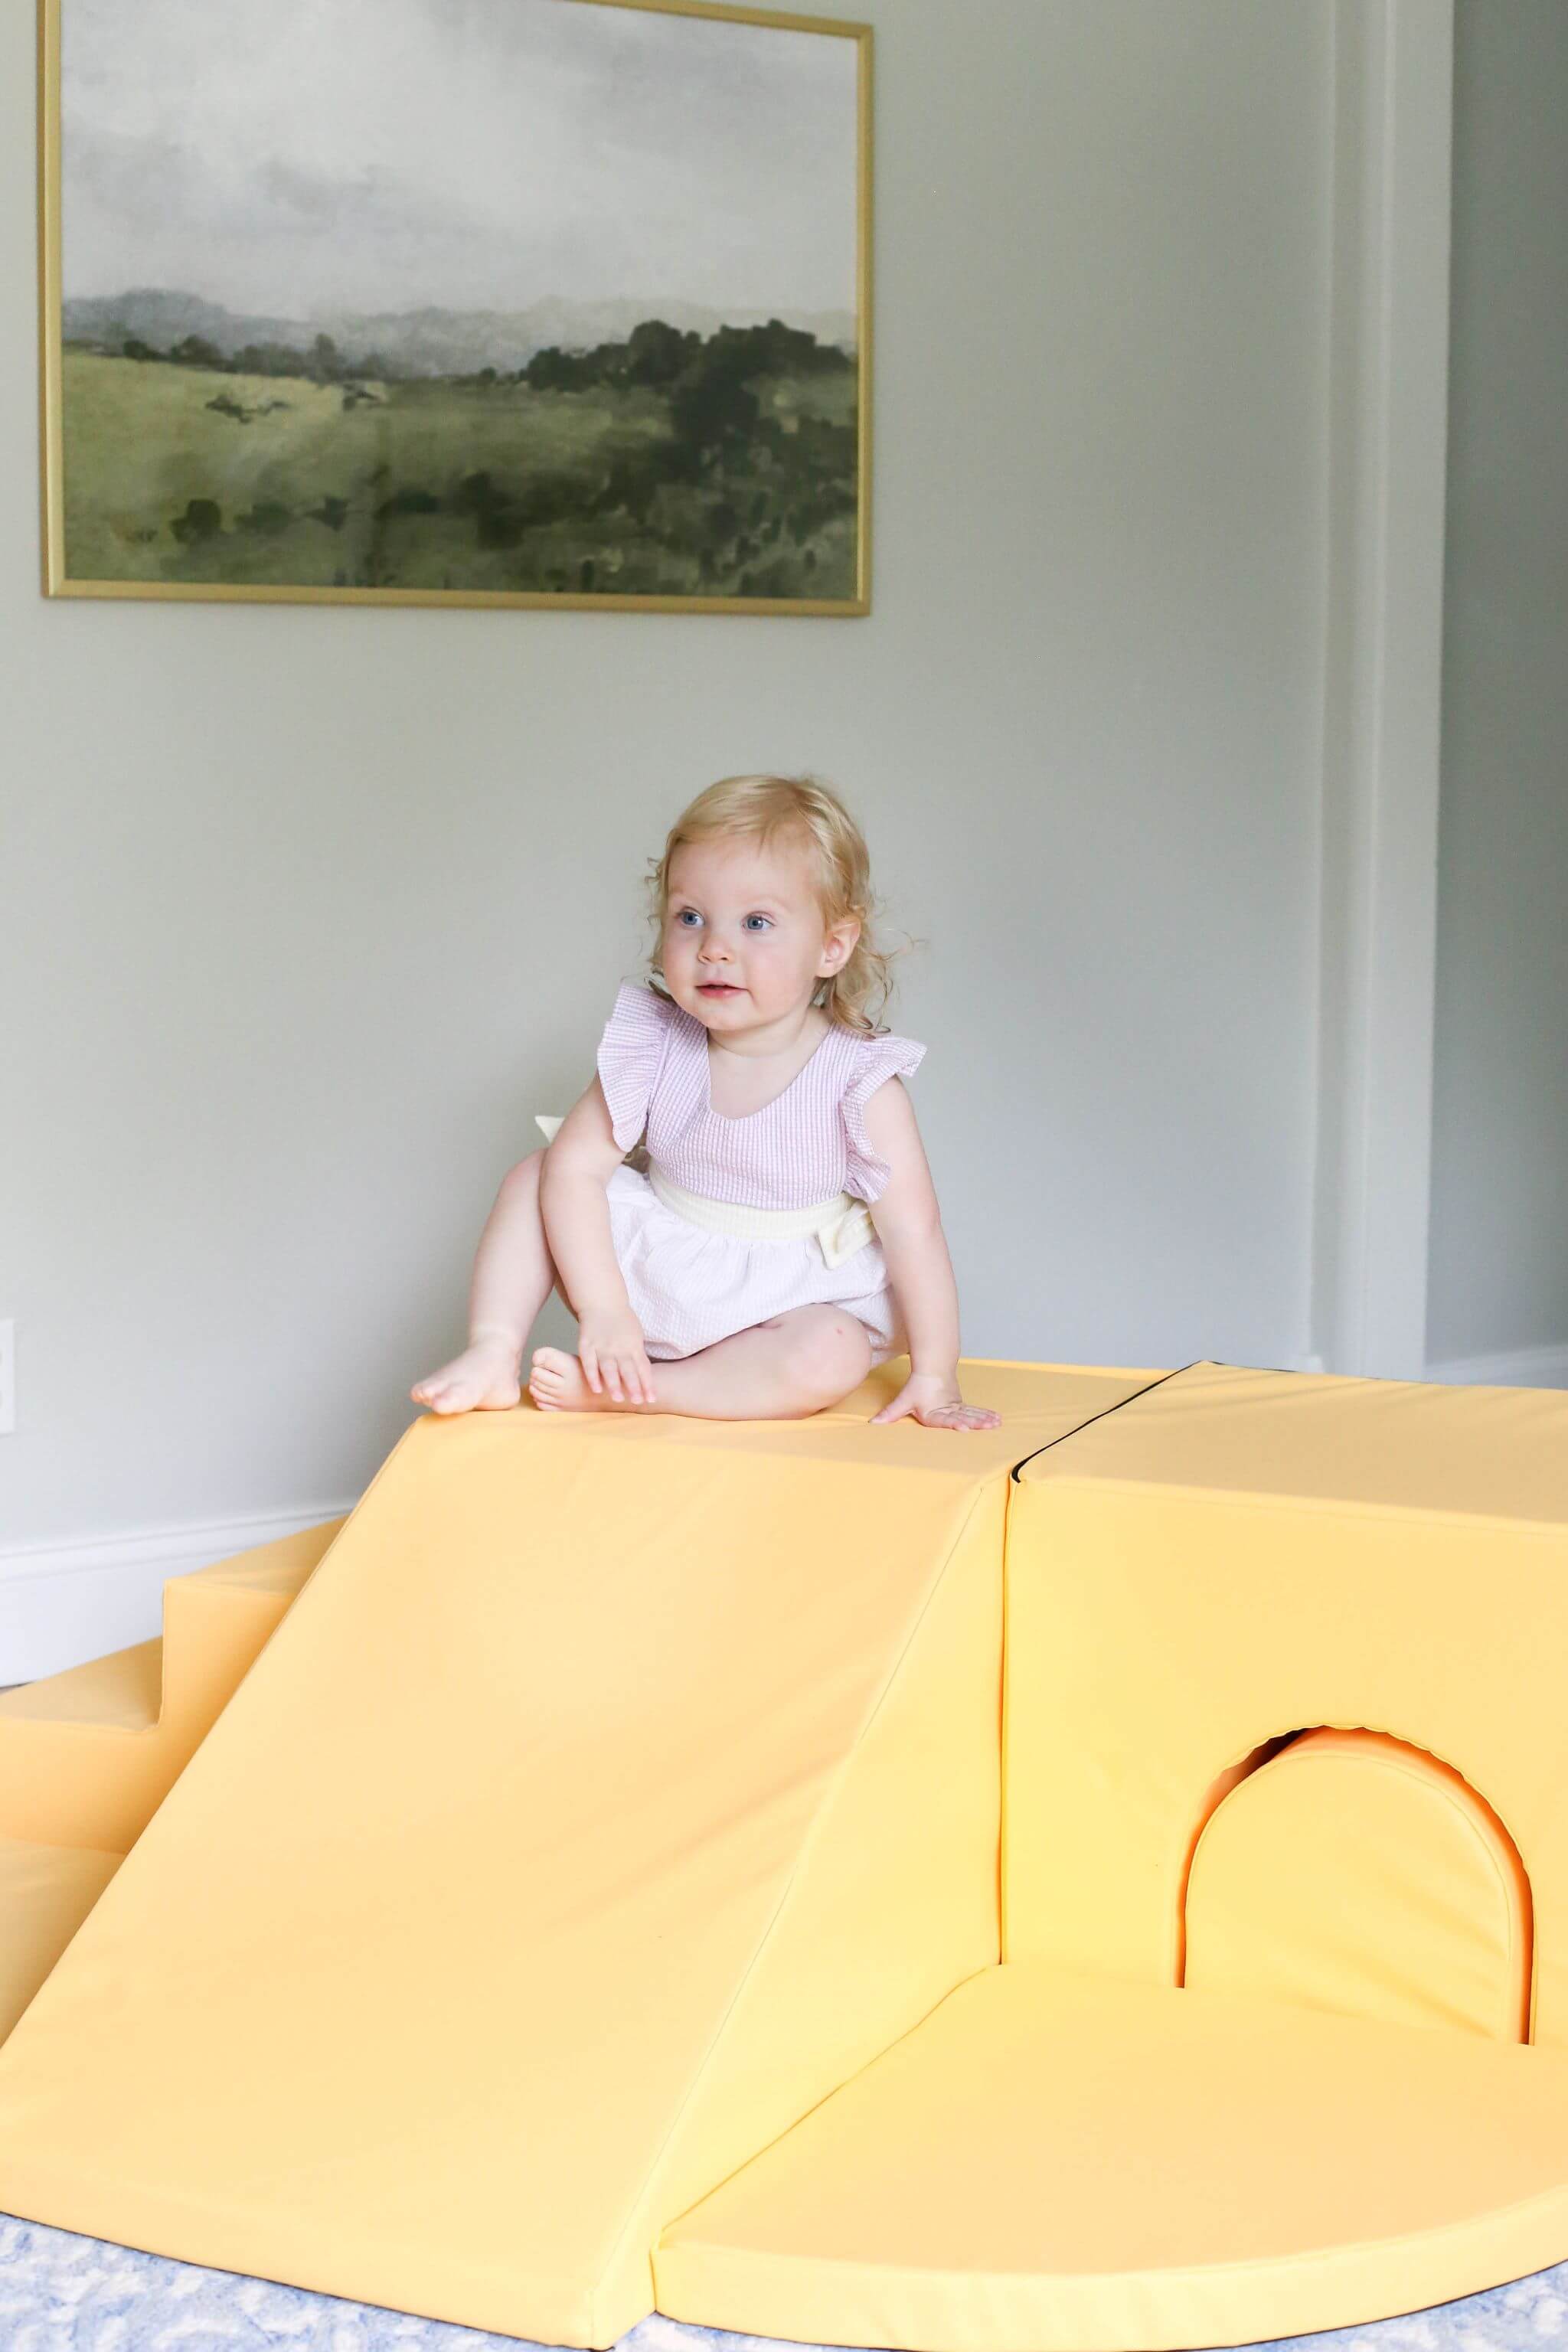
59,351,859,601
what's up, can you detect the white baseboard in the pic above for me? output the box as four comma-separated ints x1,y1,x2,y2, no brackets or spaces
0,1501,358,1687
1423,1342,1568,1391
1292,1345,1568,1388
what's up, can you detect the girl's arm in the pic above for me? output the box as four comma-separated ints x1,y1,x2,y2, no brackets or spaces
858,1081,1001,1431
539,1079,659,1404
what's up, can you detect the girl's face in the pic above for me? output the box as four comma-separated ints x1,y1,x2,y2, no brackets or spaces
662,833,858,1034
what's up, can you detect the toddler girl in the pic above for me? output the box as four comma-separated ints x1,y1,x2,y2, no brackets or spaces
411,774,1001,1432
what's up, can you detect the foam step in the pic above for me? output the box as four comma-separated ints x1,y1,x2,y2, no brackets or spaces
0,1522,340,1854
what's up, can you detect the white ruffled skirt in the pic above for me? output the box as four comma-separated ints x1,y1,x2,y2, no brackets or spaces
601,1161,908,1365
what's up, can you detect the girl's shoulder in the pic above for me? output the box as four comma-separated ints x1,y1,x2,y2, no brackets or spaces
834,1021,927,1203
605,978,684,1033
596,980,687,1153
833,1018,927,1093
600,978,704,1065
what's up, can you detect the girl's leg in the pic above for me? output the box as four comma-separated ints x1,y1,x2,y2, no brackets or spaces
529,1304,873,1422
412,1151,567,1413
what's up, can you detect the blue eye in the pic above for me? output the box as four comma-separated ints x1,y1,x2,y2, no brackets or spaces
743,915,772,932
675,910,701,926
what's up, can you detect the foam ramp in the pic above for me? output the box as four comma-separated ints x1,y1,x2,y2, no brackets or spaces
0,1360,1148,2347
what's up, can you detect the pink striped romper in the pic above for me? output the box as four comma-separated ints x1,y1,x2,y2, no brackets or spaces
562,980,926,1366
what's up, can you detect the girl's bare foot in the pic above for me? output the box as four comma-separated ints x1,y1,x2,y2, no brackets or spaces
528,1344,652,1414
411,1334,523,1415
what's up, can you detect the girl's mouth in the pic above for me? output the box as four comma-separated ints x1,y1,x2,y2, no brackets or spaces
698,983,742,995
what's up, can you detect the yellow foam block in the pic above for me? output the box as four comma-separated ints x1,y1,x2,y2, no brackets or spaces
0,1360,1149,2348
656,1962,1568,2351
1006,1362,1568,2049
1185,1727,1533,2040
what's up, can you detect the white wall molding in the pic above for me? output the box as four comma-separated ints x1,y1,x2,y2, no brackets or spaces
0,1501,356,1686
1309,0,1455,1381
1425,1343,1568,1393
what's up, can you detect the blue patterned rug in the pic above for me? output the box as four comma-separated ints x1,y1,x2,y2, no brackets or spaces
2,2218,1566,2352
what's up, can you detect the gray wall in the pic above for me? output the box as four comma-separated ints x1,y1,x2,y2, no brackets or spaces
2,0,1333,1547
1426,0,1568,1366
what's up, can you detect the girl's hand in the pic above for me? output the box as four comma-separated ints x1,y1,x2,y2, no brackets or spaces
871,1370,1001,1431
577,1309,658,1405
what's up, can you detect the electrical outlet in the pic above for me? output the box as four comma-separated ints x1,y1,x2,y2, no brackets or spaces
0,1321,13,1436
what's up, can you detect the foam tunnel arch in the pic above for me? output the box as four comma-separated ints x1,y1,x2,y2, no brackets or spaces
1181,1725,1535,2041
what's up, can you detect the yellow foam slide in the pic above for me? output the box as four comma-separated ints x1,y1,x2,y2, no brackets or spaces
0,1363,1143,2344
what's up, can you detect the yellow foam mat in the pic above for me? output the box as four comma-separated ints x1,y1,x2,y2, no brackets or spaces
1185,1726,1534,2040
0,1360,1149,2348
655,1963,1568,2351
1005,1362,1568,2045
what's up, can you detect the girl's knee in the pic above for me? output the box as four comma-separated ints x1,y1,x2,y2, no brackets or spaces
501,1148,547,1194
781,1307,872,1403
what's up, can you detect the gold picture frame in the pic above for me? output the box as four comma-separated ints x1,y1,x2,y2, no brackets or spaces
38,0,871,616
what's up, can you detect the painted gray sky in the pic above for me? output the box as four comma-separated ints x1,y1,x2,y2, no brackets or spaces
60,0,858,321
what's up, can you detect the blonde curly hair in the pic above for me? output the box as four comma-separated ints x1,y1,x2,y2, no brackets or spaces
640,774,914,1036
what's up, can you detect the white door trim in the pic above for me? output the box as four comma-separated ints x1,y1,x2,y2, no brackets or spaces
1309,0,1455,1380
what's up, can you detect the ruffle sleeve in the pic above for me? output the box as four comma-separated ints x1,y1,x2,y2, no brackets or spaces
596,982,677,1155
841,1031,927,1203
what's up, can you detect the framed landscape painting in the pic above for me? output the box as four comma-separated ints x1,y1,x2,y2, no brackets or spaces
38,0,870,614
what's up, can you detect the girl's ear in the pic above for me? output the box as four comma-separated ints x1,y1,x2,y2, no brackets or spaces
822,916,861,973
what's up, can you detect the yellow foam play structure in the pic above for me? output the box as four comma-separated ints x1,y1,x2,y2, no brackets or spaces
0,1354,1564,2350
